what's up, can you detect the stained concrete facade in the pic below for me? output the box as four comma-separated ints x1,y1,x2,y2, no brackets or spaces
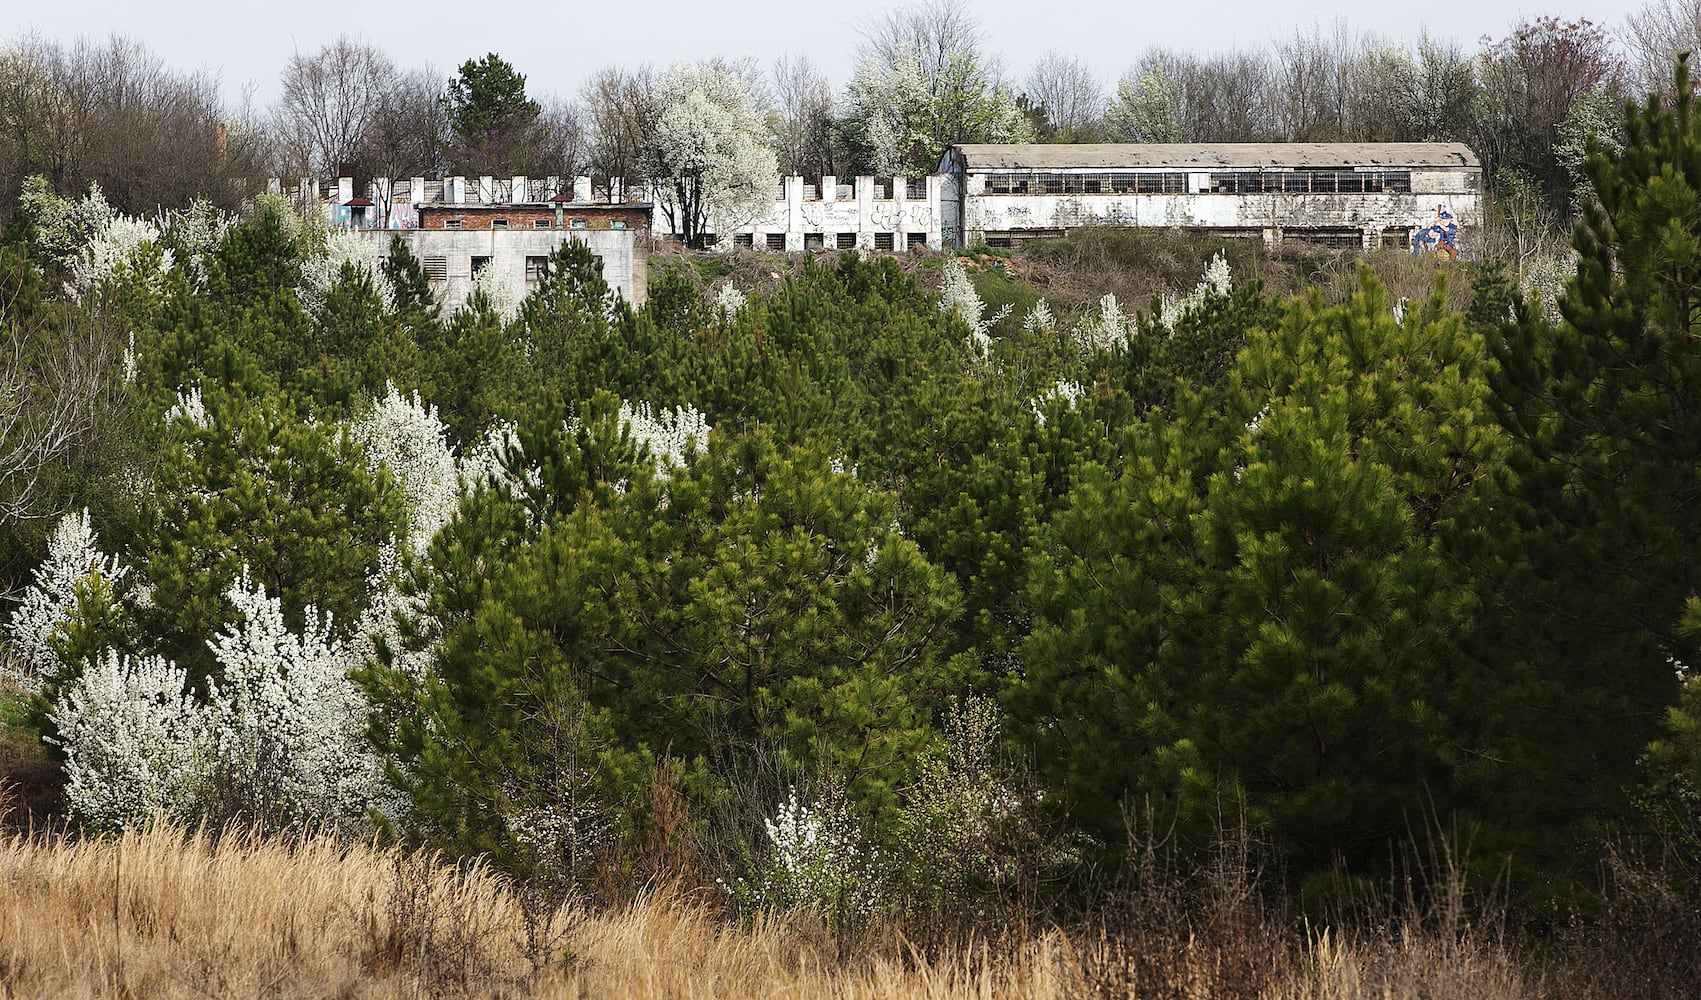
938,143,1482,253
281,175,651,308
664,175,946,252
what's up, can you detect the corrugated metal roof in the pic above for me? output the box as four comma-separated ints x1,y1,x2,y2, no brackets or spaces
949,143,1480,170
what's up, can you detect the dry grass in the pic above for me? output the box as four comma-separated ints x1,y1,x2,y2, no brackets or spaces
0,822,1594,1000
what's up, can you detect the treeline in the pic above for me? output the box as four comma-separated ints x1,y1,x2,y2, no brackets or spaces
3,63,1701,942
5,0,1700,241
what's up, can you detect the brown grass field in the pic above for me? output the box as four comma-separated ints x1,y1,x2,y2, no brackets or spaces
0,818,1579,1000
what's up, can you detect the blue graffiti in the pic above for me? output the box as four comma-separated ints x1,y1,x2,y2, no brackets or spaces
1411,204,1458,259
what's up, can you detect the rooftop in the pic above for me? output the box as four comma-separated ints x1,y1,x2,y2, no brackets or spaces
948,143,1480,170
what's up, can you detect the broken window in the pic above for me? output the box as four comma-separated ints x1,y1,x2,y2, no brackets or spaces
804,232,825,250
906,178,927,199
734,233,755,248
491,218,509,229
533,218,551,229
471,255,492,276
443,218,463,230
525,255,548,283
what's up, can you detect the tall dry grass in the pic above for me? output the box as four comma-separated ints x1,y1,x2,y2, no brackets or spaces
0,820,1684,999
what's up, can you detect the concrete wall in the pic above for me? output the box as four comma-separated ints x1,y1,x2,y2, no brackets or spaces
357,228,646,309
654,175,946,252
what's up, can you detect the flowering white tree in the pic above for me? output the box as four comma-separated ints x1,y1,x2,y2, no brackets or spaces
297,228,395,316
646,61,779,247
841,51,1031,176
618,401,711,476
49,650,209,831
48,569,393,832
5,509,130,685
468,261,526,323
352,384,460,552
1158,251,1232,331
938,256,1008,354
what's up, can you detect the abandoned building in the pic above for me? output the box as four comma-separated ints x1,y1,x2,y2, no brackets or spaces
282,141,1481,311
282,175,651,308
937,143,1481,252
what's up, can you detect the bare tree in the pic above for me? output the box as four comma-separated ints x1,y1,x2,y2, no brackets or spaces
537,98,589,194
1623,0,1701,97
272,36,397,179
860,0,989,86
582,65,654,200
1022,50,1105,141
1,33,264,217
0,254,124,528
768,53,838,177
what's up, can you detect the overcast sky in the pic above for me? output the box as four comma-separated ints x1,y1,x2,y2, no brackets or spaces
7,0,1652,108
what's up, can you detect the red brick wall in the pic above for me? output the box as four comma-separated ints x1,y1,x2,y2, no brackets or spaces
417,205,651,232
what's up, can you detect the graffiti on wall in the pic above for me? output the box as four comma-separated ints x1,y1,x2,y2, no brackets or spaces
1411,204,1458,259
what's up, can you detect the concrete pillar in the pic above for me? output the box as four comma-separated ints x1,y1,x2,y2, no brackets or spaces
411,178,426,206
337,176,354,205
478,176,495,203
512,176,528,202
447,176,465,204
823,175,837,203
573,176,592,202
856,176,873,248
545,175,560,200
783,176,803,252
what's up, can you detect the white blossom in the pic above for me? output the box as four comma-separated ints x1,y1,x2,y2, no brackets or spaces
1076,293,1130,351
166,384,209,429
715,281,748,317
202,570,389,829
1022,298,1056,336
1030,380,1085,427
618,401,711,475
939,257,1009,354
5,510,129,685
470,261,525,323
165,197,232,289
298,228,395,315
49,650,210,831
352,384,460,551
1158,251,1232,331
751,787,878,914
68,213,174,301
647,62,780,241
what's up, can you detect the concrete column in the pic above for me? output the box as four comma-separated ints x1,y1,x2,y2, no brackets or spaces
823,175,837,203
447,176,465,204
856,176,872,248
573,176,592,202
785,176,804,252
337,176,354,205
512,176,528,203
478,176,495,203
410,177,426,206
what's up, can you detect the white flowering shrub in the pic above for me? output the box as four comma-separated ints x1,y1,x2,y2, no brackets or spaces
1521,250,1578,320
202,570,388,830
618,401,711,475
298,228,395,315
18,177,112,271
5,510,130,685
164,197,231,289
353,385,460,552
1158,251,1232,331
165,384,209,429
49,650,210,831
715,281,748,317
1076,292,1130,351
1030,380,1086,427
939,257,1010,354
1022,298,1057,336
68,213,175,301
745,788,880,915
471,262,526,323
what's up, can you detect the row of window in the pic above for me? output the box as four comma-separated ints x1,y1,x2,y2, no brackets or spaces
1207,171,1413,194
728,232,928,250
438,218,628,230
979,170,1415,196
418,254,598,282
